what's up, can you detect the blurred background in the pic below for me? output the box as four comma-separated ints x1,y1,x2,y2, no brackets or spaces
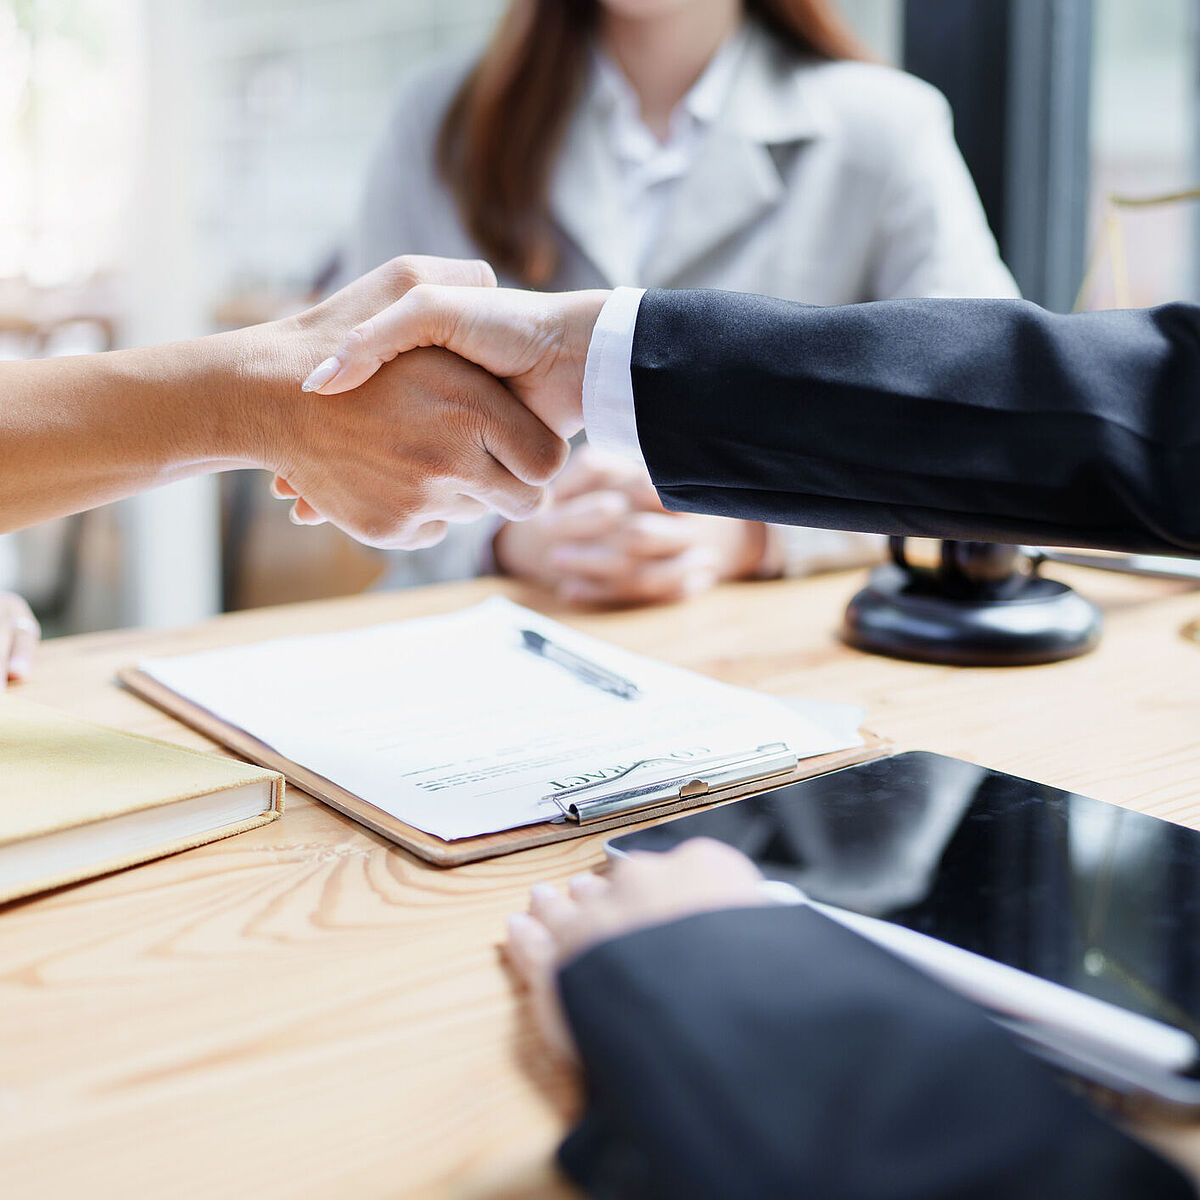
1,0,1197,638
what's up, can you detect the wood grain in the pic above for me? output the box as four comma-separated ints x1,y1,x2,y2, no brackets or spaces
2,569,1200,1197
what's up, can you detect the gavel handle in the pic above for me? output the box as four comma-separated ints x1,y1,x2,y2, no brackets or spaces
1029,548,1200,582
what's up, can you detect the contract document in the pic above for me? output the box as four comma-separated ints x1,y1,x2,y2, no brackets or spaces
137,598,863,841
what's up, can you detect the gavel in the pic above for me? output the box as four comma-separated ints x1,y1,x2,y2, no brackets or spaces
842,538,1103,666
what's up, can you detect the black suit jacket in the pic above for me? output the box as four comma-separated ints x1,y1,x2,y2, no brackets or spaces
558,907,1193,1200
631,291,1200,556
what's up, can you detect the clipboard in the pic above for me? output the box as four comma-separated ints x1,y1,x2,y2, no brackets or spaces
118,665,889,867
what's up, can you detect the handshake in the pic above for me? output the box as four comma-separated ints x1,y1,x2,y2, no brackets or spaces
257,255,612,550
14,251,1180,577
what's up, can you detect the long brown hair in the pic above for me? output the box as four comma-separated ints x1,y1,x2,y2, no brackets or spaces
437,1,871,285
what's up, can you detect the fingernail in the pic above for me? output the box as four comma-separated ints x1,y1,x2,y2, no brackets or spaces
8,654,30,680
530,882,558,903
507,912,535,933
301,355,342,392
288,507,306,526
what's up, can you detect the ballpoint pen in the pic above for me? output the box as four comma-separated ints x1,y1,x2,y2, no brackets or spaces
520,628,641,700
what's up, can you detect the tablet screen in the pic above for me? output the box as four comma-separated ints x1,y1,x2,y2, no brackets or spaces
609,752,1200,1039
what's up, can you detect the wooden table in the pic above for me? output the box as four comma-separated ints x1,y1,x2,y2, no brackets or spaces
4,568,1200,1198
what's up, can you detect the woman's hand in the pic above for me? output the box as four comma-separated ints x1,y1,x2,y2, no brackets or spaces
0,253,569,547
494,447,769,605
505,839,769,1063
0,593,40,686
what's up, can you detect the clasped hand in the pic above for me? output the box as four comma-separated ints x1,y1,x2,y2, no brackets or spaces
493,447,769,606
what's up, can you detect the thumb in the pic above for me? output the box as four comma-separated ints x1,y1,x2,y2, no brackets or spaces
391,254,498,290
301,285,537,397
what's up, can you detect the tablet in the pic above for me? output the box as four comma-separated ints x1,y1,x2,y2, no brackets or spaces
607,751,1200,1113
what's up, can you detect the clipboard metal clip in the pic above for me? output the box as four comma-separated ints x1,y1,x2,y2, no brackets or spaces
543,743,798,825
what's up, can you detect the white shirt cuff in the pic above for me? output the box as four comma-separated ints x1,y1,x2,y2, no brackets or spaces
581,286,647,465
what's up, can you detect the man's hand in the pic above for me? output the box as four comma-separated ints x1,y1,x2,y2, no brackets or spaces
0,593,39,686
298,284,611,439
505,840,769,1063
240,257,571,548
494,447,769,605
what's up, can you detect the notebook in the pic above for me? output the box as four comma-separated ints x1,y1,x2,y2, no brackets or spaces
0,696,284,904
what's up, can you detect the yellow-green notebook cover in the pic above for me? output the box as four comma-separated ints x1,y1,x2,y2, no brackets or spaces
0,696,283,904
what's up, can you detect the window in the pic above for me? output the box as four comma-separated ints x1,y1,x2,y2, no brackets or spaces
901,0,1200,312
1086,0,1200,307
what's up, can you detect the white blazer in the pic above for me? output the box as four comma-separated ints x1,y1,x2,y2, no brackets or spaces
350,22,1020,587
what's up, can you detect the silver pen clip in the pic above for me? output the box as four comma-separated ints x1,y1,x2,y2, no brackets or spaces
542,743,798,825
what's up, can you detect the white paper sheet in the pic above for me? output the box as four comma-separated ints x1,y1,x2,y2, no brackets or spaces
138,598,862,841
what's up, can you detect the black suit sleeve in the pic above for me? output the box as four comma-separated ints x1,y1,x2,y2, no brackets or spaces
631,290,1200,555
556,906,1193,1200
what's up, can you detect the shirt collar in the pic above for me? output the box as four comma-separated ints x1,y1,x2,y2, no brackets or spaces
682,24,747,125
589,22,749,154
589,20,829,151
719,20,830,145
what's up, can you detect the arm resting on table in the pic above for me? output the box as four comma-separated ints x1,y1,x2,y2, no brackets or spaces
557,906,1193,1200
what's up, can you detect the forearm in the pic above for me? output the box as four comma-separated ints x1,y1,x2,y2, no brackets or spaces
0,322,294,533
0,254,539,545
557,907,1193,1199
632,292,1200,555
762,525,888,578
